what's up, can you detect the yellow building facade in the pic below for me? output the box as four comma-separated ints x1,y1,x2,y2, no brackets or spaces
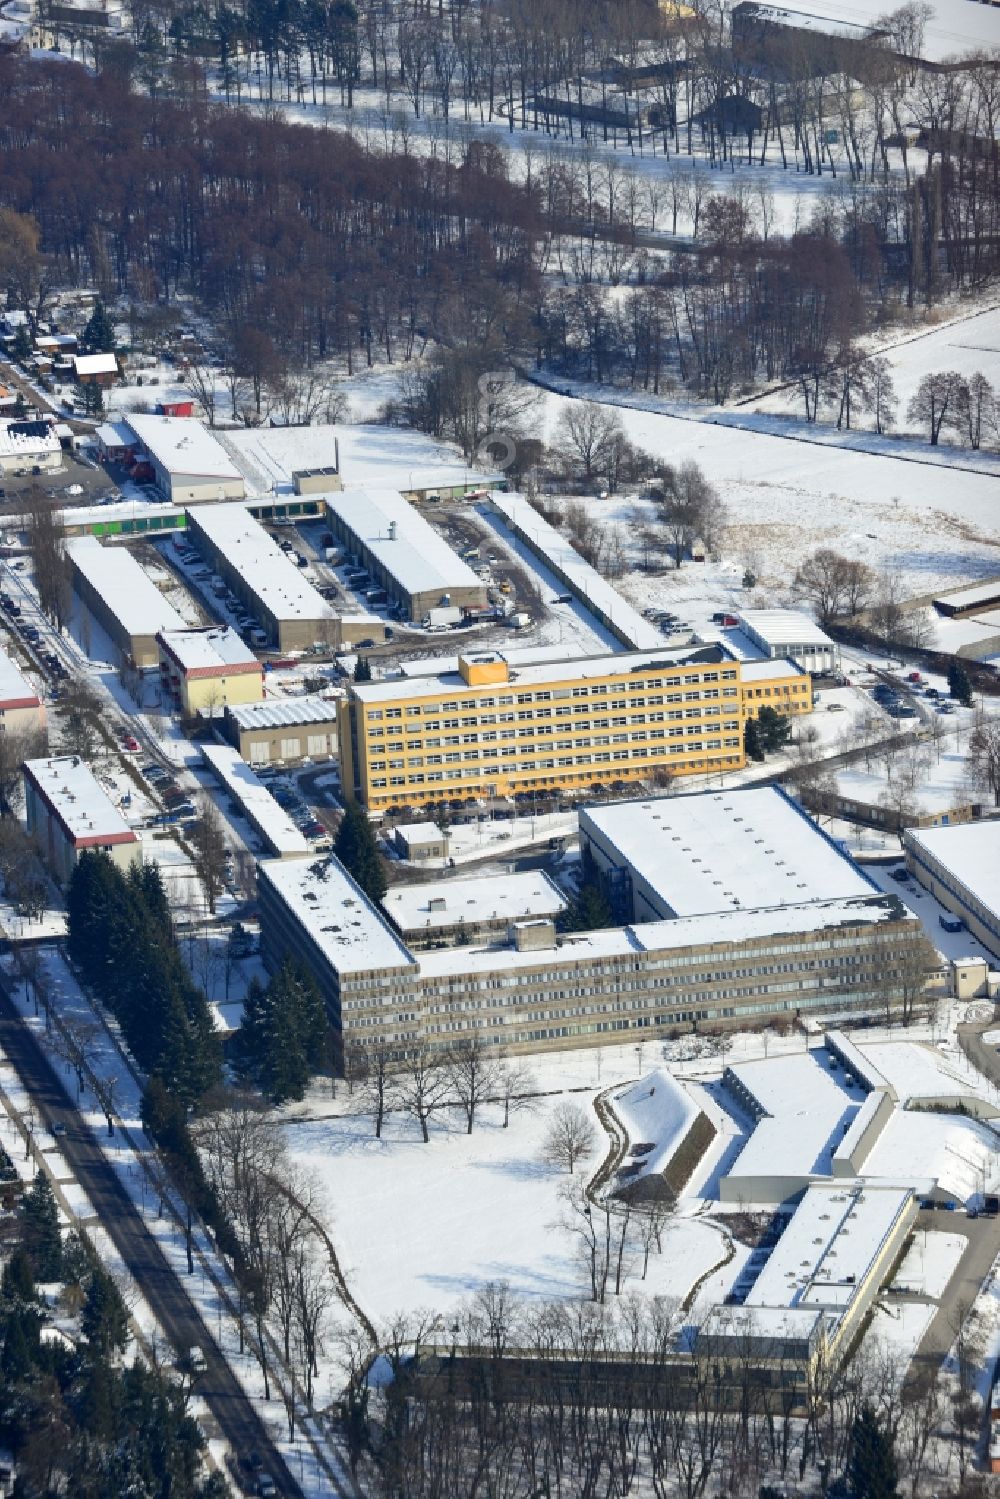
157,627,264,719
338,647,812,811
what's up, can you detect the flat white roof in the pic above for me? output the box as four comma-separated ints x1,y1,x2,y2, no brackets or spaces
490,493,664,651
740,3,880,39
200,744,310,857
158,626,260,674
383,870,566,935
934,580,1000,612
218,422,497,496
24,755,137,846
326,487,483,599
581,787,877,919
724,1050,865,1185
259,854,417,976
738,609,834,647
746,1184,913,1316
394,820,446,845
352,642,724,705
186,505,334,623
73,352,118,376
125,413,243,482
740,657,806,683
906,822,1000,918
0,648,39,709
861,1112,1000,1204
226,694,337,731
94,419,134,449
66,535,187,638
417,893,901,980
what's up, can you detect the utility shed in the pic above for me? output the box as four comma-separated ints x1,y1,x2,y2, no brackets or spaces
382,870,567,948
184,504,335,652
124,413,246,505
24,755,139,884
324,488,486,622
65,535,186,667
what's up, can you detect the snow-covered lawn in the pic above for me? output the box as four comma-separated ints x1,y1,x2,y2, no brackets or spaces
891,1230,968,1299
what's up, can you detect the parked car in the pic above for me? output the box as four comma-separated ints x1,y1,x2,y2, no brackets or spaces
120,735,141,753
889,867,910,882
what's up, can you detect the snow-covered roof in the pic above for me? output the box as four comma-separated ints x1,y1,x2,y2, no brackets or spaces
933,580,1000,613
259,853,418,977
861,1113,1000,1205
0,420,60,459
218,422,498,497
72,352,118,377
906,822,999,918
187,505,334,623
351,642,722,704
200,744,310,857
740,657,806,683
157,626,261,676
24,756,137,847
0,648,39,710
723,1050,864,1185
65,535,186,638
745,1184,914,1316
383,870,566,935
608,1069,705,1182
738,609,834,648
581,787,877,919
417,893,902,979
737,2,882,40
490,493,664,651
393,820,446,845
124,413,242,482
226,694,338,731
94,419,133,449
325,487,483,600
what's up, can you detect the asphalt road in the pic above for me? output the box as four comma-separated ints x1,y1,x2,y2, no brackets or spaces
0,983,303,1499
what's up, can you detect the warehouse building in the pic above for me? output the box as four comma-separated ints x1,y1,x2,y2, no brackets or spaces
258,840,921,1061
184,504,335,652
337,644,812,812
200,744,311,858
383,870,567,949
737,610,839,675
324,487,487,622
124,413,246,506
0,650,45,735
24,755,139,884
157,626,264,718
223,695,338,767
904,822,1000,959
580,786,873,924
66,535,186,668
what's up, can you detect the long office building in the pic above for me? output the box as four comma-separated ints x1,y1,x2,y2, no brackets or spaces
258,788,922,1061
24,755,139,883
337,645,813,812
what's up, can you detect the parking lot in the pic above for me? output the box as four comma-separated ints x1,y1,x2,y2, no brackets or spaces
0,450,112,515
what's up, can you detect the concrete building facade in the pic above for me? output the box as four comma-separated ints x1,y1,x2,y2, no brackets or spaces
904,823,1000,959
737,610,839,675
24,756,139,884
223,695,339,767
0,650,45,737
338,646,813,813
157,627,264,717
124,414,246,506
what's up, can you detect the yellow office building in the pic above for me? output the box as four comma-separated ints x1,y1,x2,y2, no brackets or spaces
338,645,812,810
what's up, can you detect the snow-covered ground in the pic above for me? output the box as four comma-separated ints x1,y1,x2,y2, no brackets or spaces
891,1230,968,1299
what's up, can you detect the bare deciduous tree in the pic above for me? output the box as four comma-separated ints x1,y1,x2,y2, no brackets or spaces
444,1036,500,1135
541,1101,597,1175
396,1044,452,1143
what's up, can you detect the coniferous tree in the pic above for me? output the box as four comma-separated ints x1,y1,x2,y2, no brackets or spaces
744,716,766,761
334,800,387,901
948,658,972,706
848,1404,898,1499
353,655,372,682
757,705,792,752
80,299,116,354
81,1265,129,1358
20,1173,62,1280
234,961,327,1103
560,877,614,933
